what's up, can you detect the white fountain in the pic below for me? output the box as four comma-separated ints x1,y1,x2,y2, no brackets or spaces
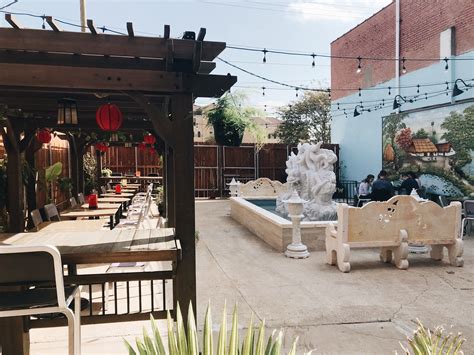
276,142,338,221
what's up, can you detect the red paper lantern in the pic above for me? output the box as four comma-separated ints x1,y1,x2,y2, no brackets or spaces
138,142,147,152
95,142,108,153
88,194,98,209
96,103,123,132
36,129,52,144
144,134,156,145
115,184,122,194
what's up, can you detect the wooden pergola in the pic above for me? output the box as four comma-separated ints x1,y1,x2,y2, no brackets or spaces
0,15,236,353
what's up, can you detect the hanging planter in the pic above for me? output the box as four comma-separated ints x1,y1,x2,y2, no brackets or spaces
144,134,156,145
96,103,123,132
36,129,52,144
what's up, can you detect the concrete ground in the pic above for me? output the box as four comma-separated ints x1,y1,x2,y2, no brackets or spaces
30,199,473,354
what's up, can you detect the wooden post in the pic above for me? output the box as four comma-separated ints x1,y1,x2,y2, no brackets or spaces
68,135,86,196
0,317,30,355
171,94,196,321
24,140,41,230
165,145,175,227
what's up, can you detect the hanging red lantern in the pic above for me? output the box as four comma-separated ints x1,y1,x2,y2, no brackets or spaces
96,103,123,132
36,129,52,144
95,142,108,153
138,142,147,152
144,134,156,145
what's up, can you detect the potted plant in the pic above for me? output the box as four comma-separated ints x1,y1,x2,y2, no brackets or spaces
101,168,113,177
206,93,264,147
39,162,63,203
58,177,74,198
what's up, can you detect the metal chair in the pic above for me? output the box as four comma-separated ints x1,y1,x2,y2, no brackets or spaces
69,197,78,209
461,200,474,238
77,193,85,205
30,209,44,229
0,245,81,354
100,186,107,195
439,195,449,207
44,203,61,221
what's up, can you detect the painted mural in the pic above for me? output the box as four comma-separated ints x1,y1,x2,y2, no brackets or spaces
382,101,474,197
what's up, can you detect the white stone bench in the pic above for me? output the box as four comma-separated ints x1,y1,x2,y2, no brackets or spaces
325,195,464,272
239,177,288,197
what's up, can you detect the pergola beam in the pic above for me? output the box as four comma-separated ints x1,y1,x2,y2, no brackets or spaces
126,22,134,37
0,28,226,61
87,19,97,35
45,16,62,32
5,14,22,29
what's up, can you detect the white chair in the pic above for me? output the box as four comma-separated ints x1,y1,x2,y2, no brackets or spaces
44,203,61,221
77,193,85,205
461,200,474,238
69,197,78,209
0,245,81,354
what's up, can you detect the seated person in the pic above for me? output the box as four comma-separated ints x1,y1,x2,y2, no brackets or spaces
371,170,394,201
400,172,419,195
358,174,375,199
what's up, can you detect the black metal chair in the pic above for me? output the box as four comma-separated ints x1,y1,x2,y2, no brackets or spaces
0,245,81,354
44,203,61,221
461,200,474,238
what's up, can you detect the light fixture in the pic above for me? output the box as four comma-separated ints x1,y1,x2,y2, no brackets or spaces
262,48,268,63
311,53,316,67
356,56,362,74
401,57,407,74
444,57,449,71
57,99,78,125
452,78,472,97
393,95,413,110
353,105,362,117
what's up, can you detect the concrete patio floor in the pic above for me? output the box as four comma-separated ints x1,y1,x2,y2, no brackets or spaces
30,199,473,354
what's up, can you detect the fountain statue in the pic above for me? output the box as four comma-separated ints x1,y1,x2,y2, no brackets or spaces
276,142,338,221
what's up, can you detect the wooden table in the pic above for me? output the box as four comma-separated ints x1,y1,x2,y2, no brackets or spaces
37,220,107,232
80,203,122,210
0,228,180,354
60,208,120,229
106,189,136,193
101,192,134,198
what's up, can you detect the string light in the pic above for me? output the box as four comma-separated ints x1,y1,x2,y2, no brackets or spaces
444,57,449,70
327,89,331,98
358,88,362,97
356,56,362,74
262,48,268,63
401,57,407,74
41,15,46,29
416,84,420,94
295,88,299,97
262,86,266,96
388,86,391,95
311,53,316,67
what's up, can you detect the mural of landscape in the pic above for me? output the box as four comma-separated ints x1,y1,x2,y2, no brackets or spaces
382,101,474,197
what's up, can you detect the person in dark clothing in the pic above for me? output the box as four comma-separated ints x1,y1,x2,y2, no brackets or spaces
400,172,419,195
371,170,394,201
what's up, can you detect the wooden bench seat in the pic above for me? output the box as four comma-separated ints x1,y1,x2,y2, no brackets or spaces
325,195,464,272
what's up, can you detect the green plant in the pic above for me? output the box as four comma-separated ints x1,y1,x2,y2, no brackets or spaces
400,319,465,355
206,92,264,147
124,302,300,355
101,168,113,177
84,152,98,194
39,162,62,203
58,177,74,198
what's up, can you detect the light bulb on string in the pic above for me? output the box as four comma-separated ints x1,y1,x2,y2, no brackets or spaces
401,57,407,74
445,81,449,90
382,99,385,106
337,103,340,110
295,88,299,97
425,93,428,100
262,86,266,96
356,56,362,74
327,89,331,98
311,53,316,67
388,86,392,95
358,88,362,97
41,15,46,29
444,57,449,70
262,48,268,63
416,84,420,94
264,105,267,112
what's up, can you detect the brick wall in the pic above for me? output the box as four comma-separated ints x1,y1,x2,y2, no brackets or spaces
331,0,474,100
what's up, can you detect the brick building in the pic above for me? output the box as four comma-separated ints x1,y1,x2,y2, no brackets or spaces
330,0,474,192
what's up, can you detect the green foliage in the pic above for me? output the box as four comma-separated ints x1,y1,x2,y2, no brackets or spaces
84,152,98,194
400,319,465,355
413,128,429,139
276,92,331,145
39,162,63,203
206,92,264,147
124,302,301,355
382,113,407,170
441,105,474,170
57,177,74,197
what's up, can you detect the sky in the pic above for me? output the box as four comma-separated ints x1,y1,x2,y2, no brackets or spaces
0,0,392,115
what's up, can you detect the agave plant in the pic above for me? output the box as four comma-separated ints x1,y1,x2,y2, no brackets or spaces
400,319,465,355
124,302,300,355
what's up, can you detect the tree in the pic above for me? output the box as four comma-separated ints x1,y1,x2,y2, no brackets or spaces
276,92,331,144
441,105,474,172
396,127,413,151
413,128,429,139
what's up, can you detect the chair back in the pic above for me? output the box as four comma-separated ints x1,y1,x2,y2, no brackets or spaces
44,204,61,221
439,195,449,207
69,197,78,209
106,182,112,190
77,193,85,205
135,205,146,229
100,186,107,195
30,209,43,228
464,200,474,218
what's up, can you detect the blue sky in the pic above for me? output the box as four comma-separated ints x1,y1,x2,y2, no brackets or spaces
1,0,392,113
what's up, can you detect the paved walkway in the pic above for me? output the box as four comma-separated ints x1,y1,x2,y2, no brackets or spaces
30,200,473,354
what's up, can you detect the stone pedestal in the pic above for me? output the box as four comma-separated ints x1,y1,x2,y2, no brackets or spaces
284,191,310,259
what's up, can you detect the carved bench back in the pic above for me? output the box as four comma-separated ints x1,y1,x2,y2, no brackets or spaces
341,196,461,245
239,178,287,197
